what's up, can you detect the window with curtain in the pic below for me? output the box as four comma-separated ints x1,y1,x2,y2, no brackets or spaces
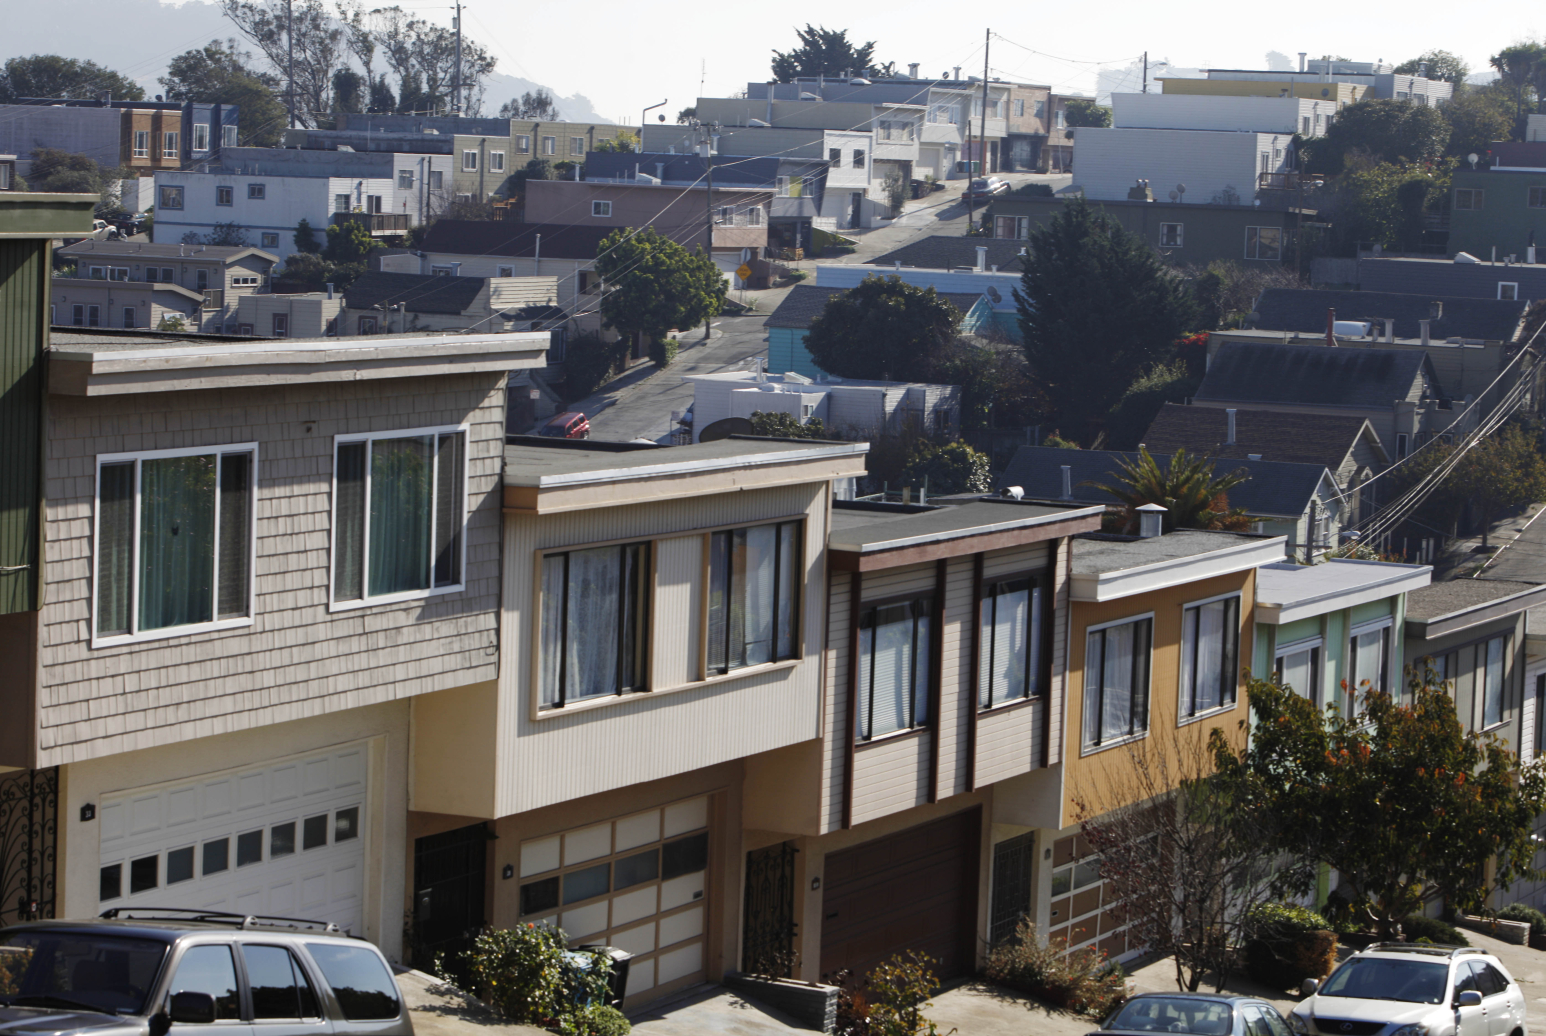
1180,596,1239,718
539,542,650,708
856,597,931,740
332,428,466,606
1347,622,1390,715
979,577,1044,708
1482,634,1507,728
95,445,255,643
1274,640,1320,704
706,521,801,675
1083,617,1153,748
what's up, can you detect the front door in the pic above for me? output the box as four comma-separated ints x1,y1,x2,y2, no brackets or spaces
849,192,863,229
741,842,798,976
412,823,488,977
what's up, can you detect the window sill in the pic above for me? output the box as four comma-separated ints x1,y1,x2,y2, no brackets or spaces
1482,718,1510,734
1177,700,1238,728
328,584,463,612
91,616,253,649
977,694,1043,718
1081,731,1147,757
856,724,930,749
533,658,803,721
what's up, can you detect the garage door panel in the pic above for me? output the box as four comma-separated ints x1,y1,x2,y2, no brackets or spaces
611,886,658,927
271,765,300,803
168,787,198,827
659,905,702,948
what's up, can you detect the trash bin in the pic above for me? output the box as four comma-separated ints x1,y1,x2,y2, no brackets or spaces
577,944,632,1008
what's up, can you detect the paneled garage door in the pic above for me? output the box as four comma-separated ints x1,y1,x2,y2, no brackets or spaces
820,808,981,982
98,744,368,934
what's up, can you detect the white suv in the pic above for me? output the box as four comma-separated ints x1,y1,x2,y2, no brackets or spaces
1287,942,1527,1036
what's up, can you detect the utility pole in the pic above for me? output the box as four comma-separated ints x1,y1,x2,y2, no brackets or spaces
452,0,463,116
967,28,990,236
1143,51,1148,93
286,0,294,129
702,120,716,341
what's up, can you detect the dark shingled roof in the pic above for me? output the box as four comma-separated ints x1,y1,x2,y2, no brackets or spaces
996,445,1331,519
1196,343,1434,408
869,236,1030,272
763,285,985,329
1140,403,1384,469
416,220,612,261
1253,288,1527,343
1404,578,1544,622
343,271,486,314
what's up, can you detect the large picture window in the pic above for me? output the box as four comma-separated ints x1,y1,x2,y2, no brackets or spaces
979,576,1044,708
331,427,467,608
1347,620,1391,713
706,521,801,674
94,444,256,645
1274,638,1321,704
1180,595,1240,718
539,542,650,708
1083,616,1153,748
856,597,931,740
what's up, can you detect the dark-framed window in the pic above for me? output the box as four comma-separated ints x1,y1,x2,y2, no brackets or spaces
856,596,932,740
979,575,1045,708
707,521,801,674
1180,594,1240,718
1082,616,1153,747
539,541,650,707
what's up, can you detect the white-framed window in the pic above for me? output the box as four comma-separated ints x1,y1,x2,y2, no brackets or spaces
146,268,158,282
591,200,613,217
357,316,377,335
397,170,414,189
334,193,351,213
496,264,514,277
571,136,585,156
1014,98,1025,117
979,575,1046,708
159,185,184,209
1034,99,1045,118
994,215,1028,239
1159,222,1184,247
1530,187,1546,208
878,120,893,141
1054,109,1066,130
1396,432,1410,459
828,148,841,167
133,130,149,158
462,150,478,171
222,124,238,148
92,443,258,646
231,275,259,286
1500,282,1519,300
490,150,505,172
1082,614,1153,749
1245,226,1282,260
260,232,279,249
852,149,865,168
73,304,99,327
1302,115,1312,135
329,426,468,610
121,307,136,329
428,170,444,190
706,520,802,674
196,269,209,291
516,134,531,153
1455,188,1484,211
248,183,265,199
856,596,932,740
193,123,210,152
1481,634,1507,728
430,265,458,276
747,205,763,226
271,313,288,338
1179,593,1240,719
1347,618,1392,714
1274,637,1323,704
542,136,556,155
161,267,175,282
717,205,734,224
216,185,233,206
538,540,651,708
162,131,180,158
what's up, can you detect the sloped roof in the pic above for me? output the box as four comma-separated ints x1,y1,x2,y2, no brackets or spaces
995,445,1333,519
343,271,486,314
763,285,984,329
869,236,1030,273
1140,403,1386,470
58,241,278,264
583,152,815,186
417,220,612,261
1196,343,1433,409
1253,288,1527,343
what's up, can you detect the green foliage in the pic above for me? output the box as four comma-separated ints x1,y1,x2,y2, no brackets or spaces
1394,50,1471,85
1386,421,1546,546
323,219,381,263
0,54,144,102
749,412,828,439
1012,182,1054,197
156,314,188,332
647,335,679,367
883,170,907,214
1443,86,1518,158
1063,99,1111,128
805,275,961,382
332,67,366,115
926,342,1040,432
984,919,1129,1018
1495,903,1546,937
160,39,285,146
1088,447,1251,532
207,221,249,247
27,148,129,215
1042,431,1081,450
558,1004,631,1036
499,89,559,120
1490,42,1546,132
293,218,322,255
900,440,990,496
1105,360,1199,450
1321,160,1452,255
593,131,640,154
460,924,616,1032
1017,199,1199,441
676,107,697,124
594,227,725,344
1188,261,1304,329
860,952,946,1036
278,251,367,292
772,25,887,83
563,332,632,398
1243,904,1335,990
1401,914,1469,945
1304,99,1451,173
1210,672,1546,938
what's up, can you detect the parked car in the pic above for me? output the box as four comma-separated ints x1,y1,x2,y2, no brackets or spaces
1095,992,1291,1035
1288,942,1526,1036
539,411,590,439
962,177,1010,202
0,909,412,1036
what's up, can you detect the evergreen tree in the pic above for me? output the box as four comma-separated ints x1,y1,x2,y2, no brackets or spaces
0,55,144,102
293,218,321,254
771,26,887,82
160,40,286,147
1303,99,1451,173
804,275,961,383
593,228,725,346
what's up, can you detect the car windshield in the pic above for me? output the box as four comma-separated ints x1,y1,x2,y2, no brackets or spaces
969,179,987,190
1320,957,1449,1004
0,930,168,1015
1106,997,1234,1034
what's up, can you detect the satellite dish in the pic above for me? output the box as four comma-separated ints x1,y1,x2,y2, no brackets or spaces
1169,190,1179,202
699,416,754,442
1176,184,1186,195
1468,152,1479,168
986,286,1002,303
658,113,666,122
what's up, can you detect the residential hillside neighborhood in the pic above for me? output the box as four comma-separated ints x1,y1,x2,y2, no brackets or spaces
11,18,1546,1036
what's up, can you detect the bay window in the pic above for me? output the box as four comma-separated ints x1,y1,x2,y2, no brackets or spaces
539,542,650,707
706,521,801,674
979,576,1045,708
856,597,932,740
1082,616,1153,748
94,444,256,644
1179,595,1239,718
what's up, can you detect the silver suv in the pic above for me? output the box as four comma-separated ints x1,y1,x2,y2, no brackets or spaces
0,909,413,1036
1288,942,1527,1036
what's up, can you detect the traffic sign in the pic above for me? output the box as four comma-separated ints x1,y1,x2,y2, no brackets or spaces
736,263,753,281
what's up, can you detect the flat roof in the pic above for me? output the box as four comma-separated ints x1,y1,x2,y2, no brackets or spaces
1255,559,1432,625
1405,578,1546,639
828,499,1102,554
1070,530,1287,603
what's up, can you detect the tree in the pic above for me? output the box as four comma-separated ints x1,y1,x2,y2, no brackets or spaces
1396,421,1546,547
323,218,379,262
1063,99,1111,128
1394,49,1471,85
372,6,495,116
804,276,961,382
1491,41,1546,130
1016,199,1199,440
207,221,249,246
1087,447,1251,533
1443,85,1517,157
27,148,128,215
220,0,343,127
1319,159,1452,255
771,25,885,83
1187,260,1304,330
926,341,1041,432
499,89,559,120
676,106,696,124
332,67,366,115
160,40,286,147
900,441,990,495
593,130,640,153
0,55,144,102
279,250,367,292
593,228,725,347
293,218,321,254
1303,99,1450,173
1104,360,1200,450
749,412,828,439
1211,673,1546,938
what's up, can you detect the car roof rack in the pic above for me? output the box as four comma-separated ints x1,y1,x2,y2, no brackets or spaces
98,907,343,933
1362,942,1484,958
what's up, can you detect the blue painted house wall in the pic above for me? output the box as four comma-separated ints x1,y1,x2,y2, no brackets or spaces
768,327,824,378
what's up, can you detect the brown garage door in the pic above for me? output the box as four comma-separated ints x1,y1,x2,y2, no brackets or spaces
819,808,981,982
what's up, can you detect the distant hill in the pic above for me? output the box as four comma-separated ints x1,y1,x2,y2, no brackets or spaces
481,73,611,124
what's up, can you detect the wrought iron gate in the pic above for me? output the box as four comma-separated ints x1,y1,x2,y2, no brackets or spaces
0,766,58,926
741,841,798,976
411,823,488,981
989,831,1035,946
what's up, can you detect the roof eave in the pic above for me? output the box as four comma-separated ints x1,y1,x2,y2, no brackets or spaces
1256,562,1433,625
1405,583,1546,640
1069,536,1287,603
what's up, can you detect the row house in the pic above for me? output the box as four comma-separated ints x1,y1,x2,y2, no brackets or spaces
0,98,240,178
51,239,278,333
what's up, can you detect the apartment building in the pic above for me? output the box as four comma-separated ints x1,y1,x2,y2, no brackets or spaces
1002,82,1053,172
0,98,240,177
52,239,278,332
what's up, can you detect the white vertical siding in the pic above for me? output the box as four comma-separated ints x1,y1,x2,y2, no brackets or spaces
974,702,1039,787
821,573,852,832
652,535,704,688
1071,128,1279,204
936,556,975,799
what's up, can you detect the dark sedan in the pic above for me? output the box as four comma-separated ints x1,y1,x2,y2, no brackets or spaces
1091,993,1292,1036
962,177,1010,202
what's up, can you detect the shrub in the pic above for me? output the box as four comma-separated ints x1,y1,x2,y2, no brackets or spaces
900,440,991,496
460,924,616,1032
156,314,187,332
558,1004,631,1036
564,333,632,399
984,919,1129,1018
750,411,828,439
1497,903,1546,938
1401,914,1469,946
1243,903,1336,990
648,336,679,368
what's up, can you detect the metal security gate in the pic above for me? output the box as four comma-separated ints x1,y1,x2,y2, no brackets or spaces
412,823,489,976
742,842,798,976
989,832,1035,945
0,767,58,926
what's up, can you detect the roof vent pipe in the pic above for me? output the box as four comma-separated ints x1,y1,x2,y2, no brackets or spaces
326,282,334,299
1419,318,1431,346
1384,318,1395,343
1298,52,1307,73
1060,465,1073,500
1225,408,1237,445
975,246,987,272
1137,503,1166,539
1326,307,1336,347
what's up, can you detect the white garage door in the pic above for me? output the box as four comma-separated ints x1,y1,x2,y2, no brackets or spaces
98,744,368,935
918,146,944,180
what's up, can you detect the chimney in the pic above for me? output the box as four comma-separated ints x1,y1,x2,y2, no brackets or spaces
953,66,961,80
908,63,920,79
325,282,334,299
975,246,987,272
1060,465,1073,500
1384,317,1395,343
1419,318,1431,346
1326,307,1336,347
1137,503,1166,539
1225,408,1237,445
1298,52,1307,73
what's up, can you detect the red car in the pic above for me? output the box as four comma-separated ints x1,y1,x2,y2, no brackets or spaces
539,411,591,439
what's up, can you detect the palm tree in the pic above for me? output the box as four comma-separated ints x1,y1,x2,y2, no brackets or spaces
1088,447,1252,533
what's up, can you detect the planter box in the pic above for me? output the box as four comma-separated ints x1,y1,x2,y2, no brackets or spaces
723,973,839,1033
1459,914,1531,945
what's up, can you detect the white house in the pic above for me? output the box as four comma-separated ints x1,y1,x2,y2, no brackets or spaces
682,368,960,442
1111,93,1338,138
1070,127,1294,204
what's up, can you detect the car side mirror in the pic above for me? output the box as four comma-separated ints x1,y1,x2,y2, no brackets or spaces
1456,990,1483,1008
1299,978,1319,997
169,992,217,1024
